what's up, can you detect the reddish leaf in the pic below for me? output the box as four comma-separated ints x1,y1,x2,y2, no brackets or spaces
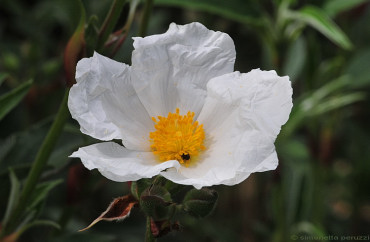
64,0,86,87
150,218,181,238
79,195,137,232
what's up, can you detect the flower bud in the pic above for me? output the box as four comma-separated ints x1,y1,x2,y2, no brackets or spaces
140,185,174,221
183,188,218,218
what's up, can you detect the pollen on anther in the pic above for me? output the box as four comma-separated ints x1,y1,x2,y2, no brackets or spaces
149,108,206,165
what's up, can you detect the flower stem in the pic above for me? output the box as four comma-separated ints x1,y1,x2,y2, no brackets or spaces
138,0,154,37
145,217,156,242
97,0,127,51
1,89,70,237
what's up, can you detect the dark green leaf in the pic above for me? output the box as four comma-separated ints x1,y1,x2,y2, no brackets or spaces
0,135,16,166
2,169,21,226
97,0,127,51
0,80,33,121
283,36,307,81
345,48,370,87
131,178,152,200
155,0,261,25
27,179,63,212
292,221,326,237
324,0,369,17
286,6,352,50
281,76,363,137
15,220,61,239
0,73,9,86
311,92,365,115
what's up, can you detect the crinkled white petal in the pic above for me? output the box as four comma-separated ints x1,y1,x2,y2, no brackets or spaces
131,22,236,118
71,142,180,182
161,70,292,188
68,52,153,151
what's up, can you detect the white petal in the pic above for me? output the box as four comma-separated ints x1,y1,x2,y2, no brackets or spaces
131,22,236,118
161,70,292,188
71,142,180,182
68,52,154,150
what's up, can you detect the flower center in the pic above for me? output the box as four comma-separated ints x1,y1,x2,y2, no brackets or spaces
149,108,206,166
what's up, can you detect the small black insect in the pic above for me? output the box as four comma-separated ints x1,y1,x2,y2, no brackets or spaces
181,153,190,161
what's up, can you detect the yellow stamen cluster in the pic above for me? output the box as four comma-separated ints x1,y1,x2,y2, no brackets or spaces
149,108,206,166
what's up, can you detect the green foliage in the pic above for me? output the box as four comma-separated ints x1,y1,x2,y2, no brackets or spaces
1,0,369,241
0,80,32,121
27,179,63,213
2,169,21,226
286,6,353,50
324,0,370,17
0,73,9,86
155,0,260,25
282,36,307,81
345,48,370,87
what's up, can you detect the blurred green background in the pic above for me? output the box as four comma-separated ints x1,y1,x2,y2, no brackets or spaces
1,0,370,241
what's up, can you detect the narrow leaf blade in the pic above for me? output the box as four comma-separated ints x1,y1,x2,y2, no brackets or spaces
154,0,260,25
2,169,21,226
0,80,33,121
287,6,353,50
324,0,369,17
0,73,9,86
27,179,63,212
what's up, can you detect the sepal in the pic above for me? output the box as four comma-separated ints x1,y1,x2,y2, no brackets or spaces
140,185,174,221
79,194,137,231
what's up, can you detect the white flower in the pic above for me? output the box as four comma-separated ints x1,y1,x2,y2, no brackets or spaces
68,22,293,189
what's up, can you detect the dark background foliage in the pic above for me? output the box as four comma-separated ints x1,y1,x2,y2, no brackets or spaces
1,0,370,241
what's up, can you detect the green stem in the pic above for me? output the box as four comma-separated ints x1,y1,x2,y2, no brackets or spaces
139,0,154,37
109,0,140,57
145,216,156,242
1,89,70,237
97,0,127,51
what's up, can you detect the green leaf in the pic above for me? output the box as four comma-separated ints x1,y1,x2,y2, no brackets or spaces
131,178,152,200
0,73,9,86
283,36,307,81
97,0,127,51
293,221,326,237
0,136,16,167
281,76,363,137
324,0,369,17
155,0,261,25
27,179,63,212
345,48,370,87
286,6,352,50
2,169,21,226
16,220,60,238
0,79,33,121
85,15,100,56
278,139,312,226
310,92,365,116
